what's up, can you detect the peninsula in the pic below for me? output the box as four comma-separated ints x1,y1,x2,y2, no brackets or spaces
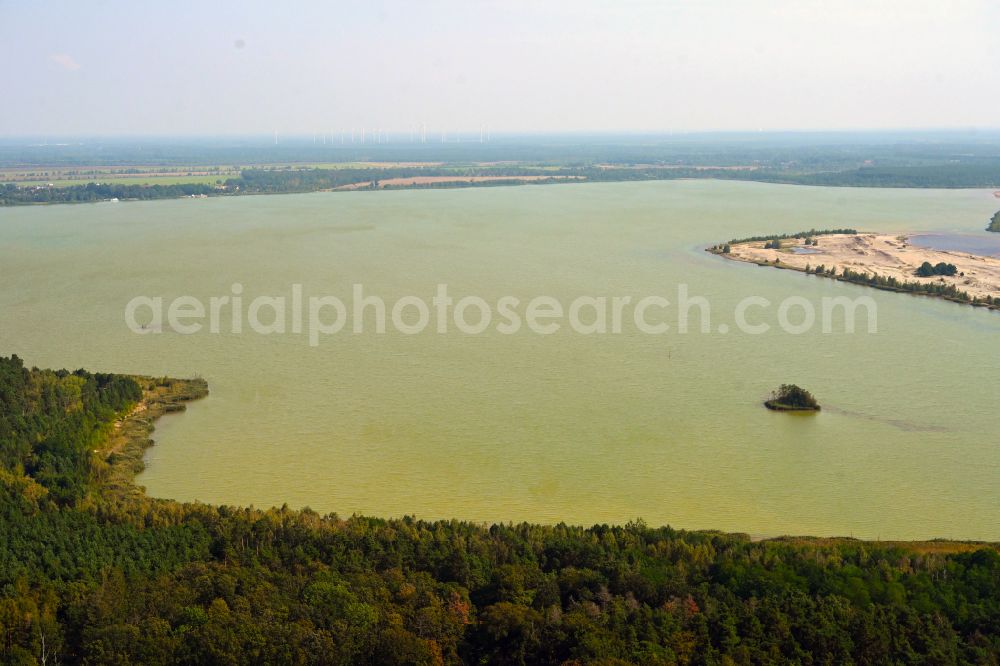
711,231,1000,309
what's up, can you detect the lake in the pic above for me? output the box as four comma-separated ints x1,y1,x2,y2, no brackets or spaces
1,180,998,540
909,232,1000,257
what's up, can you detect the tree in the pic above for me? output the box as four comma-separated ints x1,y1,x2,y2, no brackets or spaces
916,262,957,278
765,384,820,411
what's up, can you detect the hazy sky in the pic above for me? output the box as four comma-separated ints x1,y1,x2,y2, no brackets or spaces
3,0,998,135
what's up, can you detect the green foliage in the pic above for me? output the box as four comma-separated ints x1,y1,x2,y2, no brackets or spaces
228,166,570,194
804,266,1000,310
916,261,958,277
0,181,215,205
0,355,140,503
778,164,1000,188
766,384,820,410
2,357,1000,663
730,228,857,244
987,209,1000,233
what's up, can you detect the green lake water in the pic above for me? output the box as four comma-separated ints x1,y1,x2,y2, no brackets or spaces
1,180,998,539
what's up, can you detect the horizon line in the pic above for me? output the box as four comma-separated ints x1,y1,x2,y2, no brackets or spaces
4,127,1000,142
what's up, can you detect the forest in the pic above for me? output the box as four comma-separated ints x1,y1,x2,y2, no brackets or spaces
0,181,215,205
1,353,999,664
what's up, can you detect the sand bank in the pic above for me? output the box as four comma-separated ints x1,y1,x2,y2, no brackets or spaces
719,232,1000,301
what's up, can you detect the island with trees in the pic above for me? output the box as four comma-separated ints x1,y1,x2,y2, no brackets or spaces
765,384,821,411
3,354,1000,663
988,209,1000,232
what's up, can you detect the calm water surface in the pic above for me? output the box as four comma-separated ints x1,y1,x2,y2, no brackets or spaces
909,232,1000,256
1,181,998,539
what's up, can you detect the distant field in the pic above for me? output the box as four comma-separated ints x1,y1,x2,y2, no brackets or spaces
0,161,460,188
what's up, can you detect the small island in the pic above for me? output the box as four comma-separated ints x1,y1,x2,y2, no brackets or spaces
765,384,821,411
988,210,1000,233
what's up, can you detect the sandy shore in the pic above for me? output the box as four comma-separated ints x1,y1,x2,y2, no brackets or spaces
720,232,1000,301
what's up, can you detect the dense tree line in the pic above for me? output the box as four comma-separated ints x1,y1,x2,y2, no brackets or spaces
1,355,1000,663
810,266,1000,310
0,181,215,205
226,167,567,194
727,229,857,245
4,161,1000,206
766,165,1000,189
0,355,140,504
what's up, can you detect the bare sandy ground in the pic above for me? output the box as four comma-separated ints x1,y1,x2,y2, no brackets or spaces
334,175,583,190
725,233,1000,300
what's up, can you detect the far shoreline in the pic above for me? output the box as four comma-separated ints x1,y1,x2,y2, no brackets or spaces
4,173,1000,208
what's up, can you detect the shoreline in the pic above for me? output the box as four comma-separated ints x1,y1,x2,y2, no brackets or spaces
104,374,997,550
710,231,1000,310
98,375,209,501
4,175,999,208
